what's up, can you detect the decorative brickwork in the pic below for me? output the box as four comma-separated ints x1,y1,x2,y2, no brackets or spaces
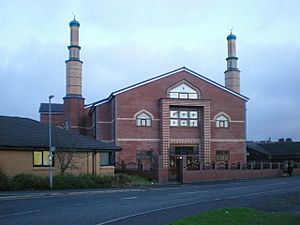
79,69,247,182
160,99,211,166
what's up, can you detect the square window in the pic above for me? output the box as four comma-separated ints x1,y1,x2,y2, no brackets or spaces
189,93,198,99
180,120,188,126
170,110,178,118
189,111,198,119
33,151,53,167
170,119,179,126
180,111,188,118
190,120,198,127
179,93,188,99
170,93,178,98
216,151,229,161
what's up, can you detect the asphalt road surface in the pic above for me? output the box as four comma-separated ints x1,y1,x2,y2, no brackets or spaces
0,176,300,225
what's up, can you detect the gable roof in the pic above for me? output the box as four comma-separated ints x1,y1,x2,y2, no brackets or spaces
86,67,249,108
247,142,300,158
0,116,121,152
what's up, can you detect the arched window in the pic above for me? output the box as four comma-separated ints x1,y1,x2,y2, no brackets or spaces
215,114,230,128
136,112,152,127
168,81,200,99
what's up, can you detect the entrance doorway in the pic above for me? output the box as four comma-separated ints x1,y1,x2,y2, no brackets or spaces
168,145,199,182
169,156,183,183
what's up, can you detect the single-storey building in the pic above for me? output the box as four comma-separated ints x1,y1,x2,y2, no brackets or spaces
247,141,300,161
0,116,121,177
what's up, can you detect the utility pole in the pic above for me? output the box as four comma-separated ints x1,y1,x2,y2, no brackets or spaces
49,95,55,189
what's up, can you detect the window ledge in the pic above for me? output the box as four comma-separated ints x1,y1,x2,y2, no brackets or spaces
33,167,54,171
100,166,115,169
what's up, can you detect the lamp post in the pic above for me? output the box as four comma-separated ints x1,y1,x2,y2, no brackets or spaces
49,95,55,189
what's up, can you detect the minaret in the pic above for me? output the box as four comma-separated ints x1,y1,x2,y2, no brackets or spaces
224,31,240,93
63,17,85,131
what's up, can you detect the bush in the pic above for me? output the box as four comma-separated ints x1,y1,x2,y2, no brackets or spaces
53,173,152,190
114,174,132,186
11,174,48,190
53,174,89,189
3,173,152,191
0,169,10,191
91,175,114,188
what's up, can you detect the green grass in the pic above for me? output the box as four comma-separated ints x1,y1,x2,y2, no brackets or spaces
167,208,300,225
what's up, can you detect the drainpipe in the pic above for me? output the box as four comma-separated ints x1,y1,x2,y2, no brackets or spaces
93,151,97,175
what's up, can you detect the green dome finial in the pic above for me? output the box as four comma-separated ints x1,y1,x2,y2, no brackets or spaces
69,13,80,27
227,27,236,40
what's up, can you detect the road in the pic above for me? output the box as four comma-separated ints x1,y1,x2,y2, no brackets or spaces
0,176,300,225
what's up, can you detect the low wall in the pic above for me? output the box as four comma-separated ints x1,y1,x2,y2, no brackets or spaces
183,168,300,183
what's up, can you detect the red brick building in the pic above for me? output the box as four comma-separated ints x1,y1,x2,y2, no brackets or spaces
39,19,248,182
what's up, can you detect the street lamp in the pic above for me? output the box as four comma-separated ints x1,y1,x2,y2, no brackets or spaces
49,94,55,189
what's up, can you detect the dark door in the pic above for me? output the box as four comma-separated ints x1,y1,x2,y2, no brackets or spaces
176,157,183,183
169,156,184,183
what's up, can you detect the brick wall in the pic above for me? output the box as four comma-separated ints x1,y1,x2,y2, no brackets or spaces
95,70,247,182
183,168,300,183
40,114,64,127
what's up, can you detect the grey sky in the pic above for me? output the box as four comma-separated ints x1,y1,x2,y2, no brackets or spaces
0,0,299,141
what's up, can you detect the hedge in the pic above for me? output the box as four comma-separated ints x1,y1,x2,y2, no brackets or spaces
0,172,152,191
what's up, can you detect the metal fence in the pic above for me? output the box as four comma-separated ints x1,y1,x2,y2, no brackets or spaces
186,161,300,171
114,160,158,180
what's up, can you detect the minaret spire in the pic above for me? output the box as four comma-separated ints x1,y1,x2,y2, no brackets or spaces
66,17,82,96
63,17,85,132
224,31,240,93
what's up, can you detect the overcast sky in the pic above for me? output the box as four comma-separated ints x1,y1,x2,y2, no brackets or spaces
0,0,299,141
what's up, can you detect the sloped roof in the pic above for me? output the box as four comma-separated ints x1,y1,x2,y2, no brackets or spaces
247,142,300,157
0,116,121,152
86,67,249,108
39,103,64,114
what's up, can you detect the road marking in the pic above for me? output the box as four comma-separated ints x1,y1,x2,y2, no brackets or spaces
0,210,40,218
169,190,209,195
122,196,138,200
96,187,285,225
0,189,145,201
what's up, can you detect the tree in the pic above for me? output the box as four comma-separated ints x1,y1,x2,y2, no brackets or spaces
54,125,87,175
55,150,86,174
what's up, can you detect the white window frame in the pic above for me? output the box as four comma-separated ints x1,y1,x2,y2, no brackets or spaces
215,114,230,128
168,81,200,100
170,109,199,127
135,111,152,127
170,110,179,118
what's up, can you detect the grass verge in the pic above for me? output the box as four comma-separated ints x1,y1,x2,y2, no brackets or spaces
167,208,300,225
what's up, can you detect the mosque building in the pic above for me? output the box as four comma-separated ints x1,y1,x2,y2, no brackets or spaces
39,18,248,182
